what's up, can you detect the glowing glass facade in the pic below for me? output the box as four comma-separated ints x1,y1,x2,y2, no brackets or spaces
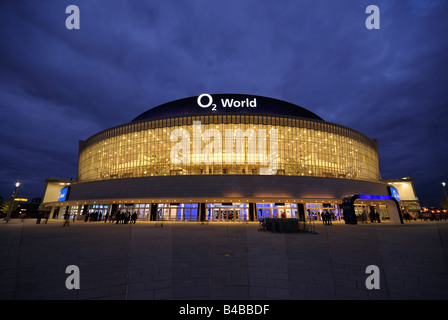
78,115,380,182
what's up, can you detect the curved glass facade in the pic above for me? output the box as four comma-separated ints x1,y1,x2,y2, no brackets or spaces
78,115,380,182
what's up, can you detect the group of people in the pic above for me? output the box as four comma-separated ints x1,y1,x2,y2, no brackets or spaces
411,211,448,222
110,210,138,224
82,210,138,224
358,210,382,223
36,211,50,224
321,210,333,225
83,211,103,222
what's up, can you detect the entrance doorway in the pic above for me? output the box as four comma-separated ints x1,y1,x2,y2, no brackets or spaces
156,203,199,221
256,203,299,220
207,203,247,221
212,207,241,221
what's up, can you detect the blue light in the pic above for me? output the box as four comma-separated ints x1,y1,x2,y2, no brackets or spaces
388,187,401,202
58,187,69,201
358,194,392,200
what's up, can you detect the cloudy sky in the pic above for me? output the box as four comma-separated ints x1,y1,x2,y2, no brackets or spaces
1,0,447,207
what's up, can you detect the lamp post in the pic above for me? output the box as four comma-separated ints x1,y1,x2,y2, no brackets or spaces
442,182,448,201
6,182,20,223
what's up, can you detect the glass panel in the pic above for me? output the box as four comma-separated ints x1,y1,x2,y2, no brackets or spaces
78,116,381,182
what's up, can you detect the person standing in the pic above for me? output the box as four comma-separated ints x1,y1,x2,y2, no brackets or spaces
369,210,375,223
375,211,381,223
125,211,130,224
63,208,70,227
36,212,42,224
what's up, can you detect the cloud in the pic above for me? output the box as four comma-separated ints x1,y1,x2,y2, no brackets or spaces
0,0,447,206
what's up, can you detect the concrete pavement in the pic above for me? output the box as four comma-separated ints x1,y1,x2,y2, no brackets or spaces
1,219,447,301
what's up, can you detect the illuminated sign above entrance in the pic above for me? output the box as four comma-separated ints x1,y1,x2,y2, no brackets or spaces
197,93,257,111
388,186,401,202
58,186,70,201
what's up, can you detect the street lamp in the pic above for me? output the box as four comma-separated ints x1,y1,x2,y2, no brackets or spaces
442,182,448,199
6,182,20,223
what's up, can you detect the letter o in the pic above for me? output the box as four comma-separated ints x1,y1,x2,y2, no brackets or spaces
197,94,213,108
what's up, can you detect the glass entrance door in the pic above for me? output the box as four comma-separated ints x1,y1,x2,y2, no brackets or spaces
213,208,235,221
157,203,199,221
207,203,247,221
256,203,299,220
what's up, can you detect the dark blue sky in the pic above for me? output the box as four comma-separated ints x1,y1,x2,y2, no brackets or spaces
1,1,447,207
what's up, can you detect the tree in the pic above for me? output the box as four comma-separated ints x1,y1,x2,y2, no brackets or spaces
440,197,448,210
0,198,18,215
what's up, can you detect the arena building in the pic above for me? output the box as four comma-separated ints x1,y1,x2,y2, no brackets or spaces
41,94,408,224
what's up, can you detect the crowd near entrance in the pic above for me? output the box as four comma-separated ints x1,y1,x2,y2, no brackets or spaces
354,204,389,222
305,203,341,221
48,200,392,224
256,203,299,219
207,203,248,221
157,203,199,221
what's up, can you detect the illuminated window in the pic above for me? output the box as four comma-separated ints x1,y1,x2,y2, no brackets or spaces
78,115,380,182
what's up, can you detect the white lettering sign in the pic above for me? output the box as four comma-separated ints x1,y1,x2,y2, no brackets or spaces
197,94,257,111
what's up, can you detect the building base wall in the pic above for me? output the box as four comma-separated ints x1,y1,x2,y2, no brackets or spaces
62,175,390,202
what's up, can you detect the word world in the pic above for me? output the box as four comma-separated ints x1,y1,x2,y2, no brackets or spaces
197,93,257,111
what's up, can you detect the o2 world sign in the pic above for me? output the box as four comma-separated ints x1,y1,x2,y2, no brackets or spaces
197,93,257,111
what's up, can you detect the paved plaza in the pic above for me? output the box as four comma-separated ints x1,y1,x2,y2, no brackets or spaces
1,219,447,301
